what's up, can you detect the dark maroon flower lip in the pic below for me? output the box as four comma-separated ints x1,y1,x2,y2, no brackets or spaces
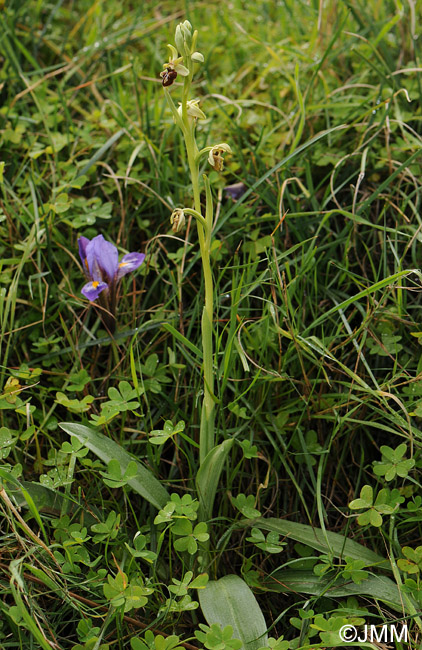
78,234,145,302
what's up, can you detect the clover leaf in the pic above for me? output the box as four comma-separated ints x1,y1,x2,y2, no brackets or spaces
349,485,404,527
373,443,415,481
397,546,422,574
232,493,261,519
195,624,243,650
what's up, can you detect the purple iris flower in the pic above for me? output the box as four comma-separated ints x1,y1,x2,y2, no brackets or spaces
78,234,145,302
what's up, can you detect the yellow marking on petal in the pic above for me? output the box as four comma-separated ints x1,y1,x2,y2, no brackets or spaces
92,281,99,288
119,262,128,268
85,259,89,271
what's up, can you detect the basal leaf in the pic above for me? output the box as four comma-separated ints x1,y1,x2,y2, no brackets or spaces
242,518,389,569
59,422,169,510
199,575,267,650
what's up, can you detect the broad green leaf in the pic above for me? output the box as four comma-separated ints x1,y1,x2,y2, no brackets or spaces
263,570,415,613
243,518,389,569
199,575,267,650
59,422,169,509
196,439,234,519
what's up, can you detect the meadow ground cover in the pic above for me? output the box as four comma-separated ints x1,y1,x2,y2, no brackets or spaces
1,0,422,648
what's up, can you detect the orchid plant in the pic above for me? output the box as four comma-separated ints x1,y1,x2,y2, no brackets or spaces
78,234,145,332
161,21,232,465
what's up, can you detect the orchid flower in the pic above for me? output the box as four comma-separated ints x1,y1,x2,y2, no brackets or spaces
78,234,145,302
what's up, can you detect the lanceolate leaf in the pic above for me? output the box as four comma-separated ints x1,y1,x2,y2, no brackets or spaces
196,439,234,519
199,575,267,650
243,518,390,569
263,570,414,613
59,422,169,510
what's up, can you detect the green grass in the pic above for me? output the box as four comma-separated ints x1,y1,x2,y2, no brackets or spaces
1,0,422,648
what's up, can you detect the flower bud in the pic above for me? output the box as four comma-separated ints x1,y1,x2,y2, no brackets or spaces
170,208,186,233
182,20,192,35
191,30,198,52
191,51,204,63
175,25,184,55
181,20,192,49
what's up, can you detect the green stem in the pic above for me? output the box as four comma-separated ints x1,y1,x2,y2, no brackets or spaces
182,65,215,464
187,139,215,464
163,49,216,465
183,208,208,231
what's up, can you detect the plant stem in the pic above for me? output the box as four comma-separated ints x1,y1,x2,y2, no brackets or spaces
185,80,215,465
165,62,215,464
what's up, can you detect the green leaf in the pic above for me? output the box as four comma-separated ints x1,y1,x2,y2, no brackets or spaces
232,494,261,519
59,422,169,509
196,439,234,519
190,573,209,589
162,323,203,358
369,509,383,527
55,392,94,413
199,575,268,650
239,440,259,459
243,518,389,569
76,129,125,178
173,519,192,536
263,569,416,613
5,478,97,524
149,420,185,445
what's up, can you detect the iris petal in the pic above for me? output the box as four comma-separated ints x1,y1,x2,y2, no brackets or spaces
86,234,119,282
117,252,146,279
78,236,90,266
81,280,108,301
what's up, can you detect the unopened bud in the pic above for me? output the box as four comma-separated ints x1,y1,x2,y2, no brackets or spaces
181,21,192,49
175,25,184,55
191,30,198,52
191,51,204,63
